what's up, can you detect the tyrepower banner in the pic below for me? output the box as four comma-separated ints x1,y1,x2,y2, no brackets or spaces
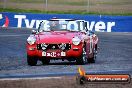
0,12,132,32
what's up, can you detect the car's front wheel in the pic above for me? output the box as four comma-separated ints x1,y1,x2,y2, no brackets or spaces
27,56,37,66
76,47,88,65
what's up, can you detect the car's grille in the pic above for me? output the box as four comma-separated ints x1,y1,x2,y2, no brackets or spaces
37,43,71,51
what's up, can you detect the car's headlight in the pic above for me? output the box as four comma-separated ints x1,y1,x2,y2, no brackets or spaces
72,36,81,45
27,35,36,45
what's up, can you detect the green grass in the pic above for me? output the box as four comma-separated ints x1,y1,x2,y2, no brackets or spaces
9,0,86,6
0,8,132,16
9,0,132,6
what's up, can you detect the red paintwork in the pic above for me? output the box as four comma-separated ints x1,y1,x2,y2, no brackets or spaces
26,31,98,60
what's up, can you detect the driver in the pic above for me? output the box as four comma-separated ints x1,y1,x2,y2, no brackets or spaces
50,21,59,30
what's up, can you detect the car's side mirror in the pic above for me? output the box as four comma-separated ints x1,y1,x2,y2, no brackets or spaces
32,30,37,34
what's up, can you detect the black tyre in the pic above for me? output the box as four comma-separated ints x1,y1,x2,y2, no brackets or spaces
76,47,88,65
88,48,97,63
42,58,50,65
27,56,37,66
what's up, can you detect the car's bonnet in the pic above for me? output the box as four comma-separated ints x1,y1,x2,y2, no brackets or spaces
38,31,83,43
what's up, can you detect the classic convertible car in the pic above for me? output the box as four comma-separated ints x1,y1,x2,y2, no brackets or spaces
26,18,98,66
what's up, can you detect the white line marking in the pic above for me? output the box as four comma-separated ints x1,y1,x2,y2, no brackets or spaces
0,77,62,81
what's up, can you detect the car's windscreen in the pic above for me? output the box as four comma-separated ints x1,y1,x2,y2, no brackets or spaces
39,20,85,32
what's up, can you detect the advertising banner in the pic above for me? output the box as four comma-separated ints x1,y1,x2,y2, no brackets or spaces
0,12,132,32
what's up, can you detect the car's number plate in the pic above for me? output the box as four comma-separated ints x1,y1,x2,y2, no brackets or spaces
42,52,66,57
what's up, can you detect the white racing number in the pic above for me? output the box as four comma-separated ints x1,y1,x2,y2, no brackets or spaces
45,52,57,57
42,52,66,57
50,52,56,57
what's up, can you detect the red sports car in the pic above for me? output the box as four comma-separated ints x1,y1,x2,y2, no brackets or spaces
26,18,98,66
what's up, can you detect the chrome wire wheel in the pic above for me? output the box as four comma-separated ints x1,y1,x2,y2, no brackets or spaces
76,47,88,65
93,48,97,61
82,47,88,64
89,48,97,63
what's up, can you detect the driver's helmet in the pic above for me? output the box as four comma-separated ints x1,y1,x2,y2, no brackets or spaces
50,21,59,30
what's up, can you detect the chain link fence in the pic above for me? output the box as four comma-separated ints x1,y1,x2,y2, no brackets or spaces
0,0,132,14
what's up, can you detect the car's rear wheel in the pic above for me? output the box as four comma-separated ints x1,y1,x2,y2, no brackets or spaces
27,56,37,66
76,47,88,65
42,58,50,65
88,48,97,63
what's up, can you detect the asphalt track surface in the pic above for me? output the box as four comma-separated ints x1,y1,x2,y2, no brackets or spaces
0,27,132,78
